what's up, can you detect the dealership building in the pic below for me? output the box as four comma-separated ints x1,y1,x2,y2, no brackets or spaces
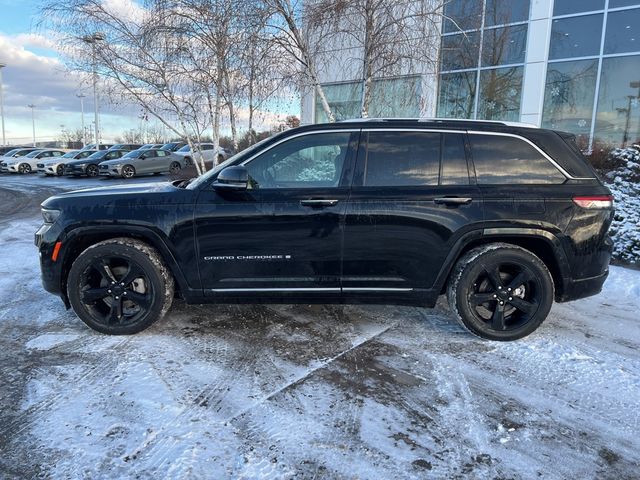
300,0,640,149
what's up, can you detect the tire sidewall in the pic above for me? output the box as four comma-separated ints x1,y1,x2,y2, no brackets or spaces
450,247,554,341
122,165,135,178
67,242,168,335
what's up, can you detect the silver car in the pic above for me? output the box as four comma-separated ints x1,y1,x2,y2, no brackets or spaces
98,148,186,178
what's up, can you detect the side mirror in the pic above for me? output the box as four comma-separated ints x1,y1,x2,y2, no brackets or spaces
213,165,248,191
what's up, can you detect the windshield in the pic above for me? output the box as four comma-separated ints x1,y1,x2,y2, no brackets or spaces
62,151,80,158
3,149,20,157
87,151,107,160
187,136,273,190
25,150,45,158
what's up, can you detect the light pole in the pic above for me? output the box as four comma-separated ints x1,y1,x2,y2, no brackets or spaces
76,93,86,147
0,62,6,146
82,33,105,149
28,104,36,147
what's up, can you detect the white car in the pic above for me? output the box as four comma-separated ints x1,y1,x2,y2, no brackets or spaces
0,148,41,172
37,150,97,176
172,143,227,167
3,149,66,174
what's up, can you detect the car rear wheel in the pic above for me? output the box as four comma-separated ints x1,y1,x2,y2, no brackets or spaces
86,164,99,177
169,161,181,174
67,238,174,334
121,165,136,178
18,163,31,174
447,244,554,341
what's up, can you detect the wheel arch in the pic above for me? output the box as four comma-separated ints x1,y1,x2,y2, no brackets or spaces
434,228,571,301
58,226,191,307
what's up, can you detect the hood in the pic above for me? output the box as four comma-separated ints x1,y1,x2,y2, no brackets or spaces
67,157,103,166
99,158,127,166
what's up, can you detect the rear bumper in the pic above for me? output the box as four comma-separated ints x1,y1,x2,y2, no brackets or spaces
556,269,609,303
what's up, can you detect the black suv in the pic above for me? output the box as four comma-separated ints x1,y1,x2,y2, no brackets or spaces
36,119,614,340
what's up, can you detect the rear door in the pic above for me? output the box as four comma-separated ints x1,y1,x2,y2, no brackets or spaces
341,129,483,295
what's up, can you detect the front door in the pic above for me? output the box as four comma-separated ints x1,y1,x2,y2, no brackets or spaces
195,130,359,296
342,129,484,297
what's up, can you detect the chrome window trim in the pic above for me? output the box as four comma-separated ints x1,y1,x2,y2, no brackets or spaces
205,287,414,293
361,127,465,134
466,130,593,180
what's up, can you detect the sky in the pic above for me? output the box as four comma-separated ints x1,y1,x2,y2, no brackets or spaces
0,0,299,146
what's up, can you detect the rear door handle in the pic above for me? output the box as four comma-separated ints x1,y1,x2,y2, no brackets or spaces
300,199,339,208
434,197,473,206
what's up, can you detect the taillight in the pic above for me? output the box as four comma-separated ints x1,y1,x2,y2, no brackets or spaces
572,195,614,209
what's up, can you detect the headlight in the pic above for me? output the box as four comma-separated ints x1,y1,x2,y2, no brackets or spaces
42,208,61,224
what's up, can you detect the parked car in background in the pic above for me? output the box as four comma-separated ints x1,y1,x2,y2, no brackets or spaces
173,143,227,168
139,144,164,150
0,145,30,156
99,148,185,178
65,149,127,177
2,149,66,174
38,150,97,176
160,141,186,152
107,143,143,152
81,143,114,151
0,148,41,172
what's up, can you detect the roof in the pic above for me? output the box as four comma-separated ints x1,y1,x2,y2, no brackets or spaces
337,117,538,129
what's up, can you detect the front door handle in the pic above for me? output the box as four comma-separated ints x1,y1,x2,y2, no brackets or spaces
300,199,339,208
434,197,473,206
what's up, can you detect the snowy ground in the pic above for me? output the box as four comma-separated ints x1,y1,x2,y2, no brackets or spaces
1,173,639,479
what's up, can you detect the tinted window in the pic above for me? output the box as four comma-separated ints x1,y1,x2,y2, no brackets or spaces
441,32,480,71
481,24,528,66
485,0,530,26
202,145,214,151
553,0,604,15
470,134,566,184
106,151,121,160
363,132,440,186
245,132,351,189
604,8,640,55
441,134,469,185
443,0,482,32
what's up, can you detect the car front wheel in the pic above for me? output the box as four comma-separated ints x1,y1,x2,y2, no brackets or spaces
447,244,554,341
86,164,99,177
18,163,31,174
67,238,174,334
121,165,136,178
169,161,181,174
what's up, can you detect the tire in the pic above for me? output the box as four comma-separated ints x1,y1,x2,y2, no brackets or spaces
216,154,224,164
447,243,554,341
121,165,136,178
169,161,181,174
18,163,31,174
56,165,64,176
86,164,99,177
184,156,192,166
67,238,175,335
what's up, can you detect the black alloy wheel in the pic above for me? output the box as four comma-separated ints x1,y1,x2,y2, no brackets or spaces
86,164,99,177
67,239,174,334
447,244,554,341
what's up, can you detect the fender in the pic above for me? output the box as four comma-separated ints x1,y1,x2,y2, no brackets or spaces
431,227,572,297
58,225,203,302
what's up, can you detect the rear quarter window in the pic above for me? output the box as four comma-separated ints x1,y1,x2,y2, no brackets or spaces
469,134,566,184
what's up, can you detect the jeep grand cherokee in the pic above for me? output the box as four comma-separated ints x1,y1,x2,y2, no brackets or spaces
35,119,614,340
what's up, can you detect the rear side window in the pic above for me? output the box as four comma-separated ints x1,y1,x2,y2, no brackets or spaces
470,134,566,184
362,131,469,187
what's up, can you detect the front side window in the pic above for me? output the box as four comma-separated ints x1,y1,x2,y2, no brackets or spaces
470,134,566,184
245,132,351,189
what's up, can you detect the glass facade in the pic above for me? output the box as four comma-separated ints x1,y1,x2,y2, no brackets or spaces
314,76,421,123
542,3,640,147
437,0,530,121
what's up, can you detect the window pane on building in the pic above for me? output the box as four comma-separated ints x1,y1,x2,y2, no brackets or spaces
443,0,482,33
481,24,528,66
595,55,640,146
441,133,470,185
437,71,477,118
549,15,603,60
484,0,530,27
441,32,480,71
604,8,640,55
553,0,605,16
314,82,361,123
470,135,566,184
608,0,640,8
364,132,440,186
477,67,523,121
368,77,422,118
542,59,598,142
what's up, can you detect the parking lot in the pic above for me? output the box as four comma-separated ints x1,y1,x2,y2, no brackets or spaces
1,173,639,479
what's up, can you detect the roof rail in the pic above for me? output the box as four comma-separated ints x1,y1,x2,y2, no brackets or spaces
337,117,538,128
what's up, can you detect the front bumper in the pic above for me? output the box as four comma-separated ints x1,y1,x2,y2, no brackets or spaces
65,164,87,175
99,165,121,176
557,270,609,303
